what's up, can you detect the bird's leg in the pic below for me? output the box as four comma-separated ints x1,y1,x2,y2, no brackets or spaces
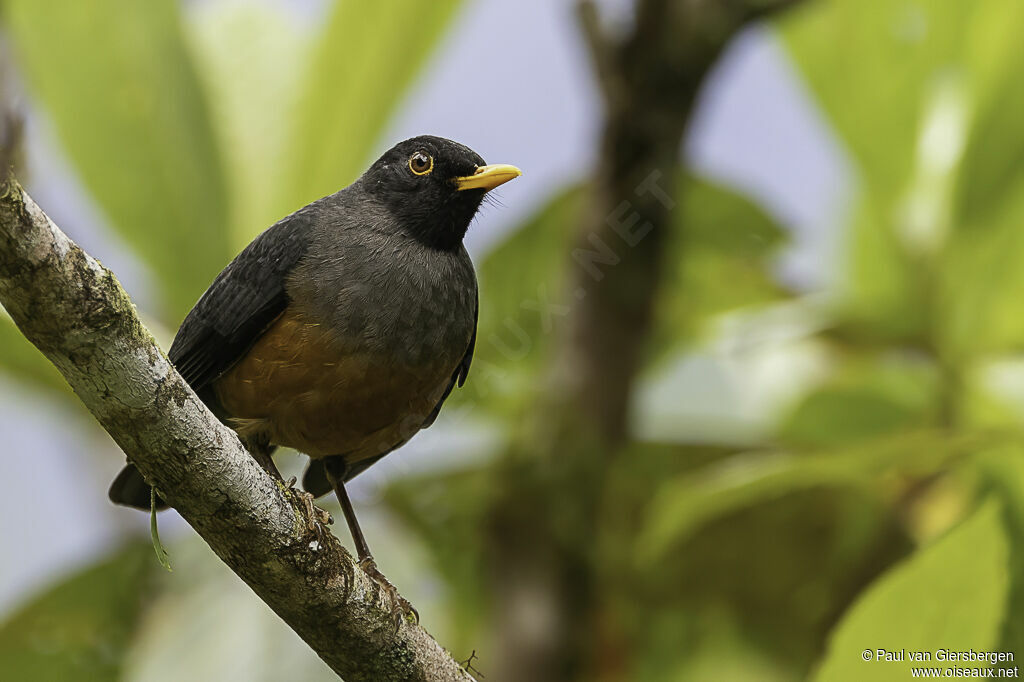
245,437,331,533
324,456,418,625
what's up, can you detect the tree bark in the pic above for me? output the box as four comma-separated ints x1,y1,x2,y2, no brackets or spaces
0,174,473,682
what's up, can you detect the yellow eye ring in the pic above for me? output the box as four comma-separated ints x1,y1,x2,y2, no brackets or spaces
409,152,433,176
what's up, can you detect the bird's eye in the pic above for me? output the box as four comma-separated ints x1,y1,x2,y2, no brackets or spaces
408,152,433,176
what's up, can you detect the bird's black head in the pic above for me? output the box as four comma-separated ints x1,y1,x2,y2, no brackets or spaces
359,135,521,251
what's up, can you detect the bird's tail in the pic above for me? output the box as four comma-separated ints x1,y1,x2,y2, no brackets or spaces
108,463,168,511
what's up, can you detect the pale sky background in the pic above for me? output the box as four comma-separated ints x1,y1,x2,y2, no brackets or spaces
0,0,849,618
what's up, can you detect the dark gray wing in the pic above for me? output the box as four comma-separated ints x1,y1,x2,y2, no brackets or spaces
420,291,477,429
169,208,315,392
456,291,478,388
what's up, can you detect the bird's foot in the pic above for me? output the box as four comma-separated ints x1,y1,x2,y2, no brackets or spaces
359,557,419,627
286,476,333,537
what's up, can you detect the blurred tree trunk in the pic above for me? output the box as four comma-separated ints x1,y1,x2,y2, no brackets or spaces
486,2,804,680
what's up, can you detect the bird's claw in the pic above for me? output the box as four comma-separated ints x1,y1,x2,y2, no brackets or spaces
359,557,419,627
287,477,333,538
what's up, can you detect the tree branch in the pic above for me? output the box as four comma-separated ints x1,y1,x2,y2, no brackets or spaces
574,0,619,103
0,173,474,682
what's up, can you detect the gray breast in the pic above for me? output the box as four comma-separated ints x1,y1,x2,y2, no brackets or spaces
286,222,477,372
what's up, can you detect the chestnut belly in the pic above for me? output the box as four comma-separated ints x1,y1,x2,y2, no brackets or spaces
212,307,458,461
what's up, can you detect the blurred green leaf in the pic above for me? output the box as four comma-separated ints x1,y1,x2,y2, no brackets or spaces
953,3,1024,230
976,446,1024,664
0,542,154,682
782,388,922,446
836,198,929,344
778,354,939,447
939,192,1024,357
651,176,787,356
639,431,979,561
779,0,974,205
634,484,911,679
278,0,464,213
0,313,69,396
811,499,1008,682
954,89,1024,234
4,0,230,321
185,2,308,248
940,45,1024,357
658,625,793,682
782,1,1024,353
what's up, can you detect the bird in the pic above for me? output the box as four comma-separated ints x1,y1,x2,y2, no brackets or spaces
108,135,520,617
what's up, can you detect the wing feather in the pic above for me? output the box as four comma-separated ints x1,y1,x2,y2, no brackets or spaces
168,209,315,391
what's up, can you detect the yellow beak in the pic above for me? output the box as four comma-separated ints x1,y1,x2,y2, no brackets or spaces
454,164,522,192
